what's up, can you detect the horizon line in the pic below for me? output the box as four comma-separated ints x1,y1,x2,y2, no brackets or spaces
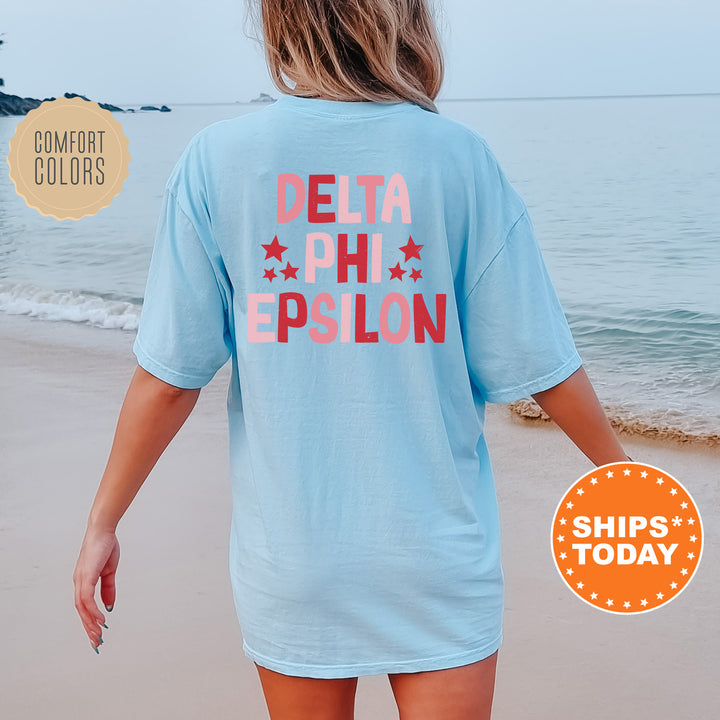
439,91,720,102
116,90,720,107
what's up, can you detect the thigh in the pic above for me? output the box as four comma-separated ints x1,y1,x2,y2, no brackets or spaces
254,663,359,720
388,651,499,720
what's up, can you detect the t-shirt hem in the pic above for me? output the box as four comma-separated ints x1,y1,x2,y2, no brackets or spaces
242,632,503,679
483,351,583,404
132,336,215,389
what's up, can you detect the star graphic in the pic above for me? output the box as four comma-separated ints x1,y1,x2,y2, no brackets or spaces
670,582,678,589
409,267,423,282
590,477,598,485
606,599,613,607
280,262,299,280
606,470,614,478
566,501,574,509
623,601,631,608
261,235,288,262
590,592,598,600
656,592,664,600
687,552,695,559
398,236,423,262
656,477,664,485
576,581,584,589
576,487,584,495
672,515,682,526
556,535,565,543
566,568,574,576
388,262,406,280
690,535,697,542
681,502,688,509
640,471,648,478
263,267,277,282
623,469,631,476
680,568,688,576
640,598,648,607
687,518,695,525
559,517,567,525
670,488,678,496
559,552,567,559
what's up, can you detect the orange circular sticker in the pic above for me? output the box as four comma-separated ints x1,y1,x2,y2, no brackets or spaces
7,96,130,220
551,461,703,614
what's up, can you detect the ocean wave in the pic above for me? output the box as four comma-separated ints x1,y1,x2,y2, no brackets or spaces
558,305,720,442
0,282,141,330
508,399,720,446
566,306,720,366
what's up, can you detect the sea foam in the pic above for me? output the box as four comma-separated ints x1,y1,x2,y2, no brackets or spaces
0,282,141,331
509,399,720,446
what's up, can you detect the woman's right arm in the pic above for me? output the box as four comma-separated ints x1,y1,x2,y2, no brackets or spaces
73,365,200,652
531,365,630,467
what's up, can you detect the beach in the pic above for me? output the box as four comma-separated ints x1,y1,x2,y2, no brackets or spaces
1,311,718,719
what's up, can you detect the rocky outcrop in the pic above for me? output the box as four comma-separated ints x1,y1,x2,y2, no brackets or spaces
0,90,43,116
63,92,125,112
251,92,275,103
0,91,171,116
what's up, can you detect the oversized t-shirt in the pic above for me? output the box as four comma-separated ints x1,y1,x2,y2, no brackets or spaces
133,94,582,678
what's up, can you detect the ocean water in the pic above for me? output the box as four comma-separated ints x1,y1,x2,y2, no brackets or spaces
1,96,718,440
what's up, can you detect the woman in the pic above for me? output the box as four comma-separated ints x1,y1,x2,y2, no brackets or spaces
73,1,629,718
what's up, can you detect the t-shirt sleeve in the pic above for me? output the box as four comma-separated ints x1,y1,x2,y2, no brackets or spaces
459,208,582,404
132,181,233,389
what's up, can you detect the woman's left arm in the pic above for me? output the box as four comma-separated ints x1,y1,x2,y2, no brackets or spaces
73,365,200,651
531,365,630,467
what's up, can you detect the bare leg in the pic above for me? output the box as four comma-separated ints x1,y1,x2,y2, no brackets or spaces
388,651,498,720
254,663,359,720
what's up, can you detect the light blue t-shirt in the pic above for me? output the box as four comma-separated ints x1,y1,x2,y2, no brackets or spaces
133,94,582,678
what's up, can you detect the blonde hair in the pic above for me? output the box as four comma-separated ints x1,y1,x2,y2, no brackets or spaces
251,0,444,112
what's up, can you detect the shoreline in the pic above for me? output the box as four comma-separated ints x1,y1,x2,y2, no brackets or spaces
509,398,720,447
2,308,718,446
1,311,718,718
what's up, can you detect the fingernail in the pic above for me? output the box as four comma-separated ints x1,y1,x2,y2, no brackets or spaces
102,623,109,629
99,637,104,645
93,645,100,654
105,604,113,612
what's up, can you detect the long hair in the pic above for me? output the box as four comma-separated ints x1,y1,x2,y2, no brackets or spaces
252,0,444,112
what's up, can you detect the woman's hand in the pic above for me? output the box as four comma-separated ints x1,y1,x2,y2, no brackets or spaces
72,366,201,653
73,526,120,653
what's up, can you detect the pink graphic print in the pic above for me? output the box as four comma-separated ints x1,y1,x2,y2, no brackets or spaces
248,174,446,343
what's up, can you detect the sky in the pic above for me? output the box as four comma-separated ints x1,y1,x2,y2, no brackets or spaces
1,0,719,105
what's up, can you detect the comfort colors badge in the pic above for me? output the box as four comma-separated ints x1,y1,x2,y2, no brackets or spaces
7,96,130,220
